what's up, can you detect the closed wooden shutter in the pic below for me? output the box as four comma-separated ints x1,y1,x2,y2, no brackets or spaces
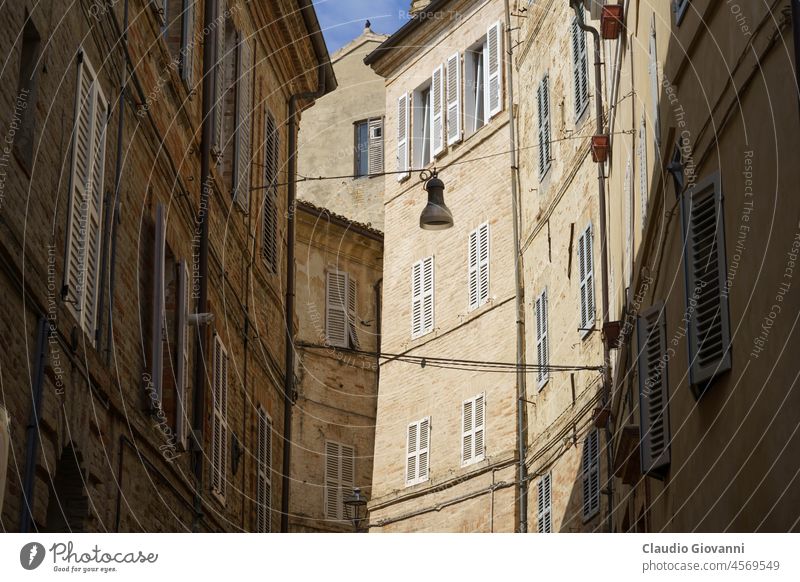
262,110,279,273
682,173,731,387
446,52,461,145
467,223,489,310
397,93,409,180
431,64,444,157
637,303,671,476
535,288,549,389
347,277,360,349
578,223,595,336
406,417,430,486
326,271,348,348
367,117,383,175
486,21,502,119
324,441,355,520
638,116,648,229
537,473,552,533
176,260,190,450
256,407,272,532
233,37,252,206
65,54,107,341
211,334,228,501
411,256,434,338
571,17,589,118
180,0,194,84
649,18,661,150
462,394,485,465
213,0,225,157
537,74,551,178
581,429,600,519
151,203,166,402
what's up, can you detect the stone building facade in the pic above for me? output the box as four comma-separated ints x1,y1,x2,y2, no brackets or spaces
0,0,334,532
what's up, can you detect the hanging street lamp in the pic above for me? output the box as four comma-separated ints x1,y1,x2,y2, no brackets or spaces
419,169,453,230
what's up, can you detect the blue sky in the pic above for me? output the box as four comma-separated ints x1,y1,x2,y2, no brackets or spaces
313,0,410,54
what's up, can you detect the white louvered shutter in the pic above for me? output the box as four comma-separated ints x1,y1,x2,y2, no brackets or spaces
537,75,551,178
176,260,190,450
340,445,355,519
624,157,633,287
682,174,731,387
422,257,434,335
536,289,549,389
367,118,383,175
324,441,339,518
431,65,444,156
468,223,490,310
180,0,194,84
411,257,434,338
406,418,430,486
468,229,479,310
486,21,502,119
347,277,360,349
637,304,671,476
571,18,589,118
538,473,552,533
649,18,661,150
411,261,422,338
256,408,272,532
234,37,252,206
582,429,600,519
262,111,279,273
578,224,595,336
397,93,410,180
446,52,461,145
462,394,485,465
211,335,228,500
639,116,648,229
326,271,348,348
151,203,166,402
213,0,225,157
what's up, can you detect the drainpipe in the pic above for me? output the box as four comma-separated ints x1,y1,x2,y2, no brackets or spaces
281,66,327,533
572,1,613,533
191,0,217,533
503,0,528,533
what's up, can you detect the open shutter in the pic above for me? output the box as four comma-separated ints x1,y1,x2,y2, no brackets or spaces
637,304,671,476
256,408,272,532
180,0,194,84
624,157,633,287
431,64,444,156
571,18,589,118
234,37,252,206
397,93,410,180
151,203,166,402
682,173,731,387
326,271,348,348
581,429,600,519
211,335,228,500
578,224,595,336
639,116,648,229
537,75,551,178
649,18,661,149
538,473,552,533
446,52,461,145
347,277,360,349
367,118,383,175
262,111,279,273
486,21,502,119
536,289,549,389
176,260,190,450
213,0,226,157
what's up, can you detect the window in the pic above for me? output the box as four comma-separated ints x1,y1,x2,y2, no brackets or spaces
355,117,383,177
211,334,228,502
537,74,551,179
648,16,661,151
175,260,191,450
212,0,226,157
232,35,253,207
151,204,167,402
674,0,690,25
256,408,272,532
411,256,435,338
262,110,279,273
624,156,633,287
638,115,648,229
577,223,595,337
464,22,502,137
406,417,430,486
324,441,355,520
396,93,410,180
326,271,360,349
571,17,589,119
179,0,195,85
535,288,549,389
461,394,485,466
412,81,432,168
681,173,731,389
468,223,490,310
446,52,461,145
537,473,552,533
14,15,41,171
637,303,671,477
581,429,600,519
64,52,108,342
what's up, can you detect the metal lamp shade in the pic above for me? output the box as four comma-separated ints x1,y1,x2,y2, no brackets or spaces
419,175,453,230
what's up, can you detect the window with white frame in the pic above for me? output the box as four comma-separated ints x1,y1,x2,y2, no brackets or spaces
535,288,549,389
406,417,430,486
537,472,552,533
464,21,502,138
326,270,360,349
412,80,434,168
211,334,229,502
355,117,383,177
256,407,272,532
571,17,589,119
64,52,108,342
262,109,279,273
468,223,490,310
581,429,600,519
537,73,552,179
324,441,355,520
411,256,434,338
577,223,595,337
461,394,485,466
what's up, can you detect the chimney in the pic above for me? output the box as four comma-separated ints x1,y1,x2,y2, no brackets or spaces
410,1,430,14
